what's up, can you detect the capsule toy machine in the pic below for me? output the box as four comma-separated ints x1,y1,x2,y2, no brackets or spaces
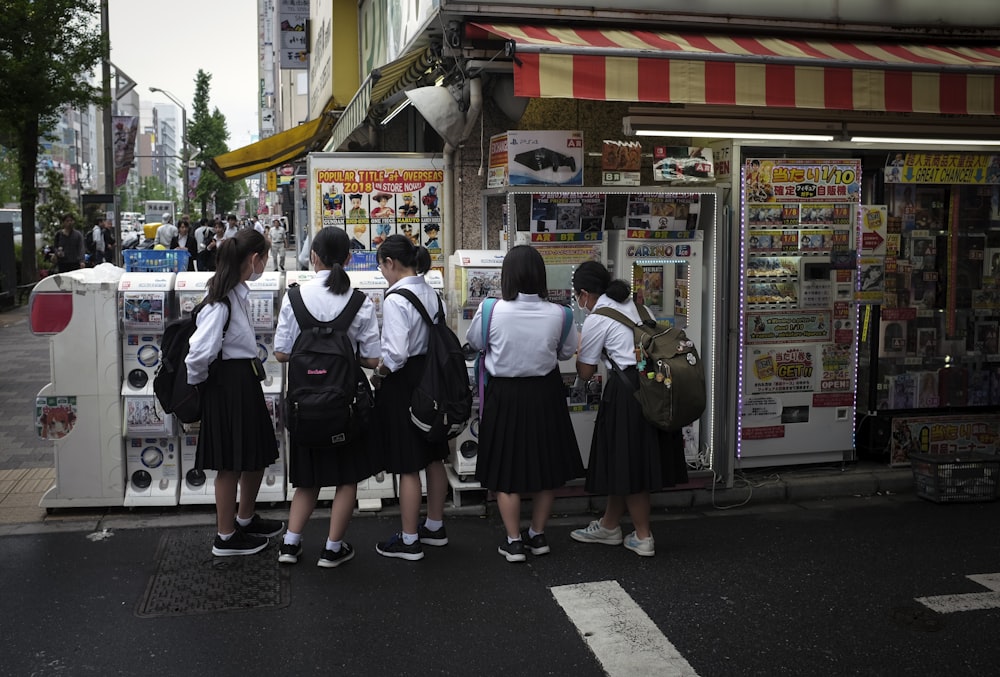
447,250,505,482
347,267,446,508
32,267,126,508
172,271,215,504
606,188,723,470
245,271,286,502
118,271,179,506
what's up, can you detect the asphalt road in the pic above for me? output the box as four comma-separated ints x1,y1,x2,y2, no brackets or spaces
2,495,999,676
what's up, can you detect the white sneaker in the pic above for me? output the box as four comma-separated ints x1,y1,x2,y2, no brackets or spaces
570,519,624,545
623,531,655,557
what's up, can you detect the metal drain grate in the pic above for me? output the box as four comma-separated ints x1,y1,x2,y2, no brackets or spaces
136,530,289,618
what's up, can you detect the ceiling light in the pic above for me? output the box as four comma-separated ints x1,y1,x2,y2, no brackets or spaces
849,136,1000,146
635,129,836,142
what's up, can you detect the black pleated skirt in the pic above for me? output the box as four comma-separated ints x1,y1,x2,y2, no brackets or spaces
475,370,584,493
372,356,449,474
196,359,279,472
288,433,376,488
586,366,688,495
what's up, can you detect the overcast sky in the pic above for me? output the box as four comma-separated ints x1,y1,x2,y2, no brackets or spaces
107,0,259,150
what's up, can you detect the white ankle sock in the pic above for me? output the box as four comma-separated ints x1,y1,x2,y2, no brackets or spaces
283,531,301,546
402,532,418,545
423,518,443,532
326,539,342,552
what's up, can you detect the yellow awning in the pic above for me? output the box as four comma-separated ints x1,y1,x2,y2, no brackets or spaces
325,46,437,152
208,112,335,182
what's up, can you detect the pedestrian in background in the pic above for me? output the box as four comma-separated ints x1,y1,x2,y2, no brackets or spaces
155,213,178,248
89,219,104,265
224,214,239,239
194,218,212,271
569,261,688,557
169,219,196,271
269,218,286,271
274,227,380,568
100,217,116,266
371,234,450,561
52,213,84,272
465,245,583,563
185,228,284,556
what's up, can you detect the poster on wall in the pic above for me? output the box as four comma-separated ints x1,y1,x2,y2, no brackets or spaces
36,396,77,440
626,194,701,232
745,310,831,345
889,414,1000,466
653,146,715,183
884,152,1000,185
310,157,444,256
530,193,606,234
601,140,641,186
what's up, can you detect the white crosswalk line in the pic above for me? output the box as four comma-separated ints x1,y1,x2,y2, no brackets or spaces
550,579,701,677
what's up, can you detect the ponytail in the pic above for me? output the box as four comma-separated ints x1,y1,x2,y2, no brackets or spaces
205,229,267,303
312,226,351,294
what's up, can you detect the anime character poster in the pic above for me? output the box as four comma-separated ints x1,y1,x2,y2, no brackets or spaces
36,396,77,440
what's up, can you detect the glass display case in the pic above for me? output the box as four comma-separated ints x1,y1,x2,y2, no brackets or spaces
857,173,1000,464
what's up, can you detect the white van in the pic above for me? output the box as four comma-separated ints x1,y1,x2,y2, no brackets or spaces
1,208,44,249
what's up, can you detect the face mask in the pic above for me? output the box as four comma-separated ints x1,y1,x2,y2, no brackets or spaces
248,257,264,281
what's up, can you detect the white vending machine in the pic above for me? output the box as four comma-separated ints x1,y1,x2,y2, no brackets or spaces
447,250,505,482
246,271,286,502
173,271,215,505
736,158,860,468
32,267,126,508
605,188,721,468
348,268,445,508
118,272,179,506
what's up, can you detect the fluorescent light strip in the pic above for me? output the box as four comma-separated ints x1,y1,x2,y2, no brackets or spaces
635,130,835,142
850,136,1000,146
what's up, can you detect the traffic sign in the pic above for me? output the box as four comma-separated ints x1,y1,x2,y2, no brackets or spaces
112,64,137,101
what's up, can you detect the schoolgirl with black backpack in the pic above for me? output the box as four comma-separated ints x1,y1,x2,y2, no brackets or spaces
273,227,381,569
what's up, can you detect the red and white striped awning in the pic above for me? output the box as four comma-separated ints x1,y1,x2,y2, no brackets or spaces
473,24,1000,116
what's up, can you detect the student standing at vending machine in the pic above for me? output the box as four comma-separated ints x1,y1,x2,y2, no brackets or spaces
273,227,381,567
465,245,583,563
370,234,450,561
186,229,284,556
569,260,688,557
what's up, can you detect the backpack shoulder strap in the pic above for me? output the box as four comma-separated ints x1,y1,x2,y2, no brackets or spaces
481,298,498,348
632,298,656,327
386,288,435,326
559,304,574,345
593,306,639,328
192,296,232,333
329,289,366,331
287,285,320,330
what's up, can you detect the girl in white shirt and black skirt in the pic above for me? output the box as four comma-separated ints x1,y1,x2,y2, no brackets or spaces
569,260,688,557
370,235,451,562
273,227,381,568
185,229,284,557
465,245,584,562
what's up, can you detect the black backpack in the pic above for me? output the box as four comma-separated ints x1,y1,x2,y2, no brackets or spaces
387,288,472,444
153,297,231,424
283,285,373,448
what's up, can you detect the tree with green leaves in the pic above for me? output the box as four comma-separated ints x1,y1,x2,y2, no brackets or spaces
0,148,18,206
0,0,105,283
36,167,81,246
188,70,245,218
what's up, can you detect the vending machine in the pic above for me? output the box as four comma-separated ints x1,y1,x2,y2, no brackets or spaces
737,158,860,468
348,268,445,508
118,272,179,506
605,188,723,467
246,271,286,502
447,250,505,481
32,267,125,508
173,271,214,505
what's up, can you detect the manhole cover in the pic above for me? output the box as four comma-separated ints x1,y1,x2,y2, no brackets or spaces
889,605,943,632
136,530,289,618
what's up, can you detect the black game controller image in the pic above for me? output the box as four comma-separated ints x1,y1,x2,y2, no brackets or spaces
514,148,577,173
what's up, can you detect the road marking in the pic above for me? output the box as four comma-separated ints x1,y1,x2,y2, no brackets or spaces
550,580,700,677
917,573,1000,613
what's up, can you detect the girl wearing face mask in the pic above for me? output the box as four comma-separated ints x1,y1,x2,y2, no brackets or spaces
186,228,284,557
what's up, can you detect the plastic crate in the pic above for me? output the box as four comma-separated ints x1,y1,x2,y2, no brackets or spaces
124,250,191,273
910,452,1000,504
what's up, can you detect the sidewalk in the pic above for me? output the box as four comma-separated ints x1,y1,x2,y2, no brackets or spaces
0,280,915,534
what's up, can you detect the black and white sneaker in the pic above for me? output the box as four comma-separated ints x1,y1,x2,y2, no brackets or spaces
277,542,303,564
521,530,550,556
240,514,285,538
418,520,449,546
317,542,355,568
212,530,268,557
498,539,526,563
375,533,424,561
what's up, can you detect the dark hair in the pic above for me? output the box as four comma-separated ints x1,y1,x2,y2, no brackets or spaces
500,245,547,301
205,229,268,303
226,214,238,222
572,260,630,303
376,234,430,275
312,226,351,294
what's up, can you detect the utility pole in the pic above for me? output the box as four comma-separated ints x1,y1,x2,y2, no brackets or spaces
100,0,118,265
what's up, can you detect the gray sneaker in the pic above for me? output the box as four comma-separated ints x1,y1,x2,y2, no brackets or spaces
623,531,655,557
570,519,624,545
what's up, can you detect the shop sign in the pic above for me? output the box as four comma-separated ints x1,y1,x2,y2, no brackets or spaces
746,345,815,394
745,310,831,345
745,159,861,202
889,414,1000,466
884,153,1000,185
